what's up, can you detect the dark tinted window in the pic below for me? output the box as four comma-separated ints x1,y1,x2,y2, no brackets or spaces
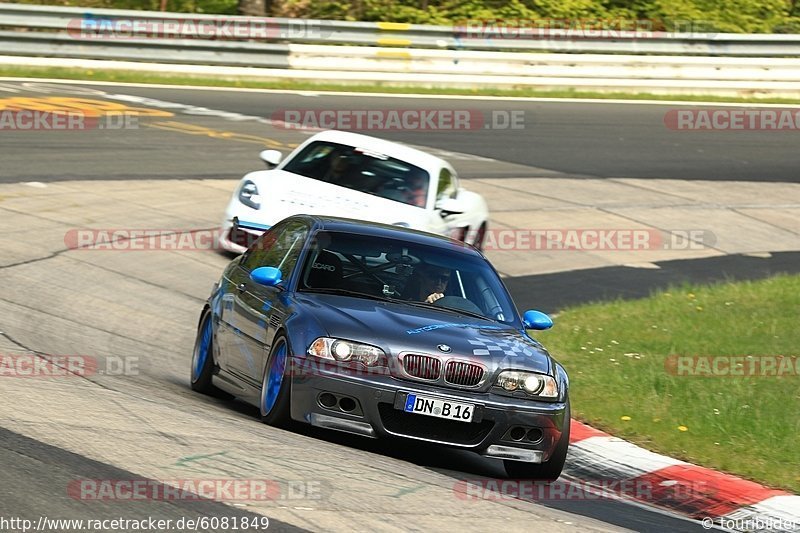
241,220,309,277
282,141,430,208
299,231,518,325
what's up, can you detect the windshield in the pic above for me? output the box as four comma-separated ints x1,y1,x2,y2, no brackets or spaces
298,231,520,326
282,141,430,208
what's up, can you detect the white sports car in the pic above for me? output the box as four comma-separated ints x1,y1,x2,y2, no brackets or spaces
219,130,489,253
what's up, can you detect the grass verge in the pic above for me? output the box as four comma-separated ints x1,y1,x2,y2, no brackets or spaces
535,274,800,493
3,65,800,104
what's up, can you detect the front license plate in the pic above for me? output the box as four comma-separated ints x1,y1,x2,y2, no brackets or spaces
403,394,475,423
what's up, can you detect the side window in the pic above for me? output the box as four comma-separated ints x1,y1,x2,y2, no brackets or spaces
437,168,457,200
241,221,309,277
240,222,283,269
275,223,308,276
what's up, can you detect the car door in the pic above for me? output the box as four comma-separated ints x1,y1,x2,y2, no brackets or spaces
215,225,281,379
227,220,310,384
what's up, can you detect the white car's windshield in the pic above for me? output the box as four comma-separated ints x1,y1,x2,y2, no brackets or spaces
282,141,430,208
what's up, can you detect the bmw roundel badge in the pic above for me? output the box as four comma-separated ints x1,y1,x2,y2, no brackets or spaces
437,344,451,353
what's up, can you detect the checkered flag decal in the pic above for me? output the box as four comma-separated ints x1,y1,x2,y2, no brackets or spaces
468,332,541,358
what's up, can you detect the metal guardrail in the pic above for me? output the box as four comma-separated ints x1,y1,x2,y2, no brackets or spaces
0,30,290,68
1,2,800,97
2,2,800,57
289,45,800,81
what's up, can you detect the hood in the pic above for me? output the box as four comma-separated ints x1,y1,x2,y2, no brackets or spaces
246,170,429,227
296,293,552,375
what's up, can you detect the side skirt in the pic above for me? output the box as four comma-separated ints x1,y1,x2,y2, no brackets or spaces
212,369,261,406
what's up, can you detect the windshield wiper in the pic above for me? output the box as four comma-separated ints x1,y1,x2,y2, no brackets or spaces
301,287,395,303
393,299,493,322
444,307,493,321
303,289,498,322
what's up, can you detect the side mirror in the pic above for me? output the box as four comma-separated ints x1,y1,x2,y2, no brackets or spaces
250,266,282,286
259,149,282,168
436,197,467,215
523,310,553,330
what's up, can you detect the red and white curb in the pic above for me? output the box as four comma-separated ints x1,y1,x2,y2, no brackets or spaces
566,420,800,531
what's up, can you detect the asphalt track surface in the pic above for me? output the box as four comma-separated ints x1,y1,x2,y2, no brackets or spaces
1,80,799,183
74,86,800,182
0,428,306,533
507,251,800,314
0,79,795,532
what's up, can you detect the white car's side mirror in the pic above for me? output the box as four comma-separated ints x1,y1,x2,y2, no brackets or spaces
436,197,466,215
259,149,282,168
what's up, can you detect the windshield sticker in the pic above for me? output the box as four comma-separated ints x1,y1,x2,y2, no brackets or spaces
406,323,504,335
355,147,389,160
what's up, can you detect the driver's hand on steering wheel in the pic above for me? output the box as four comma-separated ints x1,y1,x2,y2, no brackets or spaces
425,292,445,304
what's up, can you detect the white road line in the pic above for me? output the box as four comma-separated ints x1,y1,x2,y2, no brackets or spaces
1,76,798,108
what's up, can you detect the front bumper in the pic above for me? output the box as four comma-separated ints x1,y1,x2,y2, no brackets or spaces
288,357,568,462
219,216,270,254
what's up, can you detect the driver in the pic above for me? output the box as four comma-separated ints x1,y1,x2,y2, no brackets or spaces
322,154,351,183
405,172,427,207
406,264,451,303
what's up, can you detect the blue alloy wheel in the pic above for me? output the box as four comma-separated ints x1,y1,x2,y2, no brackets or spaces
260,337,291,426
263,341,287,415
190,309,229,397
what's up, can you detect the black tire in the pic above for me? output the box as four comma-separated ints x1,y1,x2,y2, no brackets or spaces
504,399,570,481
259,335,292,427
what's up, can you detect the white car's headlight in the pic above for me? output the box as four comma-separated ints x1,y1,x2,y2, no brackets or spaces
495,371,558,398
238,180,260,209
308,337,387,367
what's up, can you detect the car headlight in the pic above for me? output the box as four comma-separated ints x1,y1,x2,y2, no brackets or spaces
238,180,261,209
495,371,558,398
308,337,387,367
